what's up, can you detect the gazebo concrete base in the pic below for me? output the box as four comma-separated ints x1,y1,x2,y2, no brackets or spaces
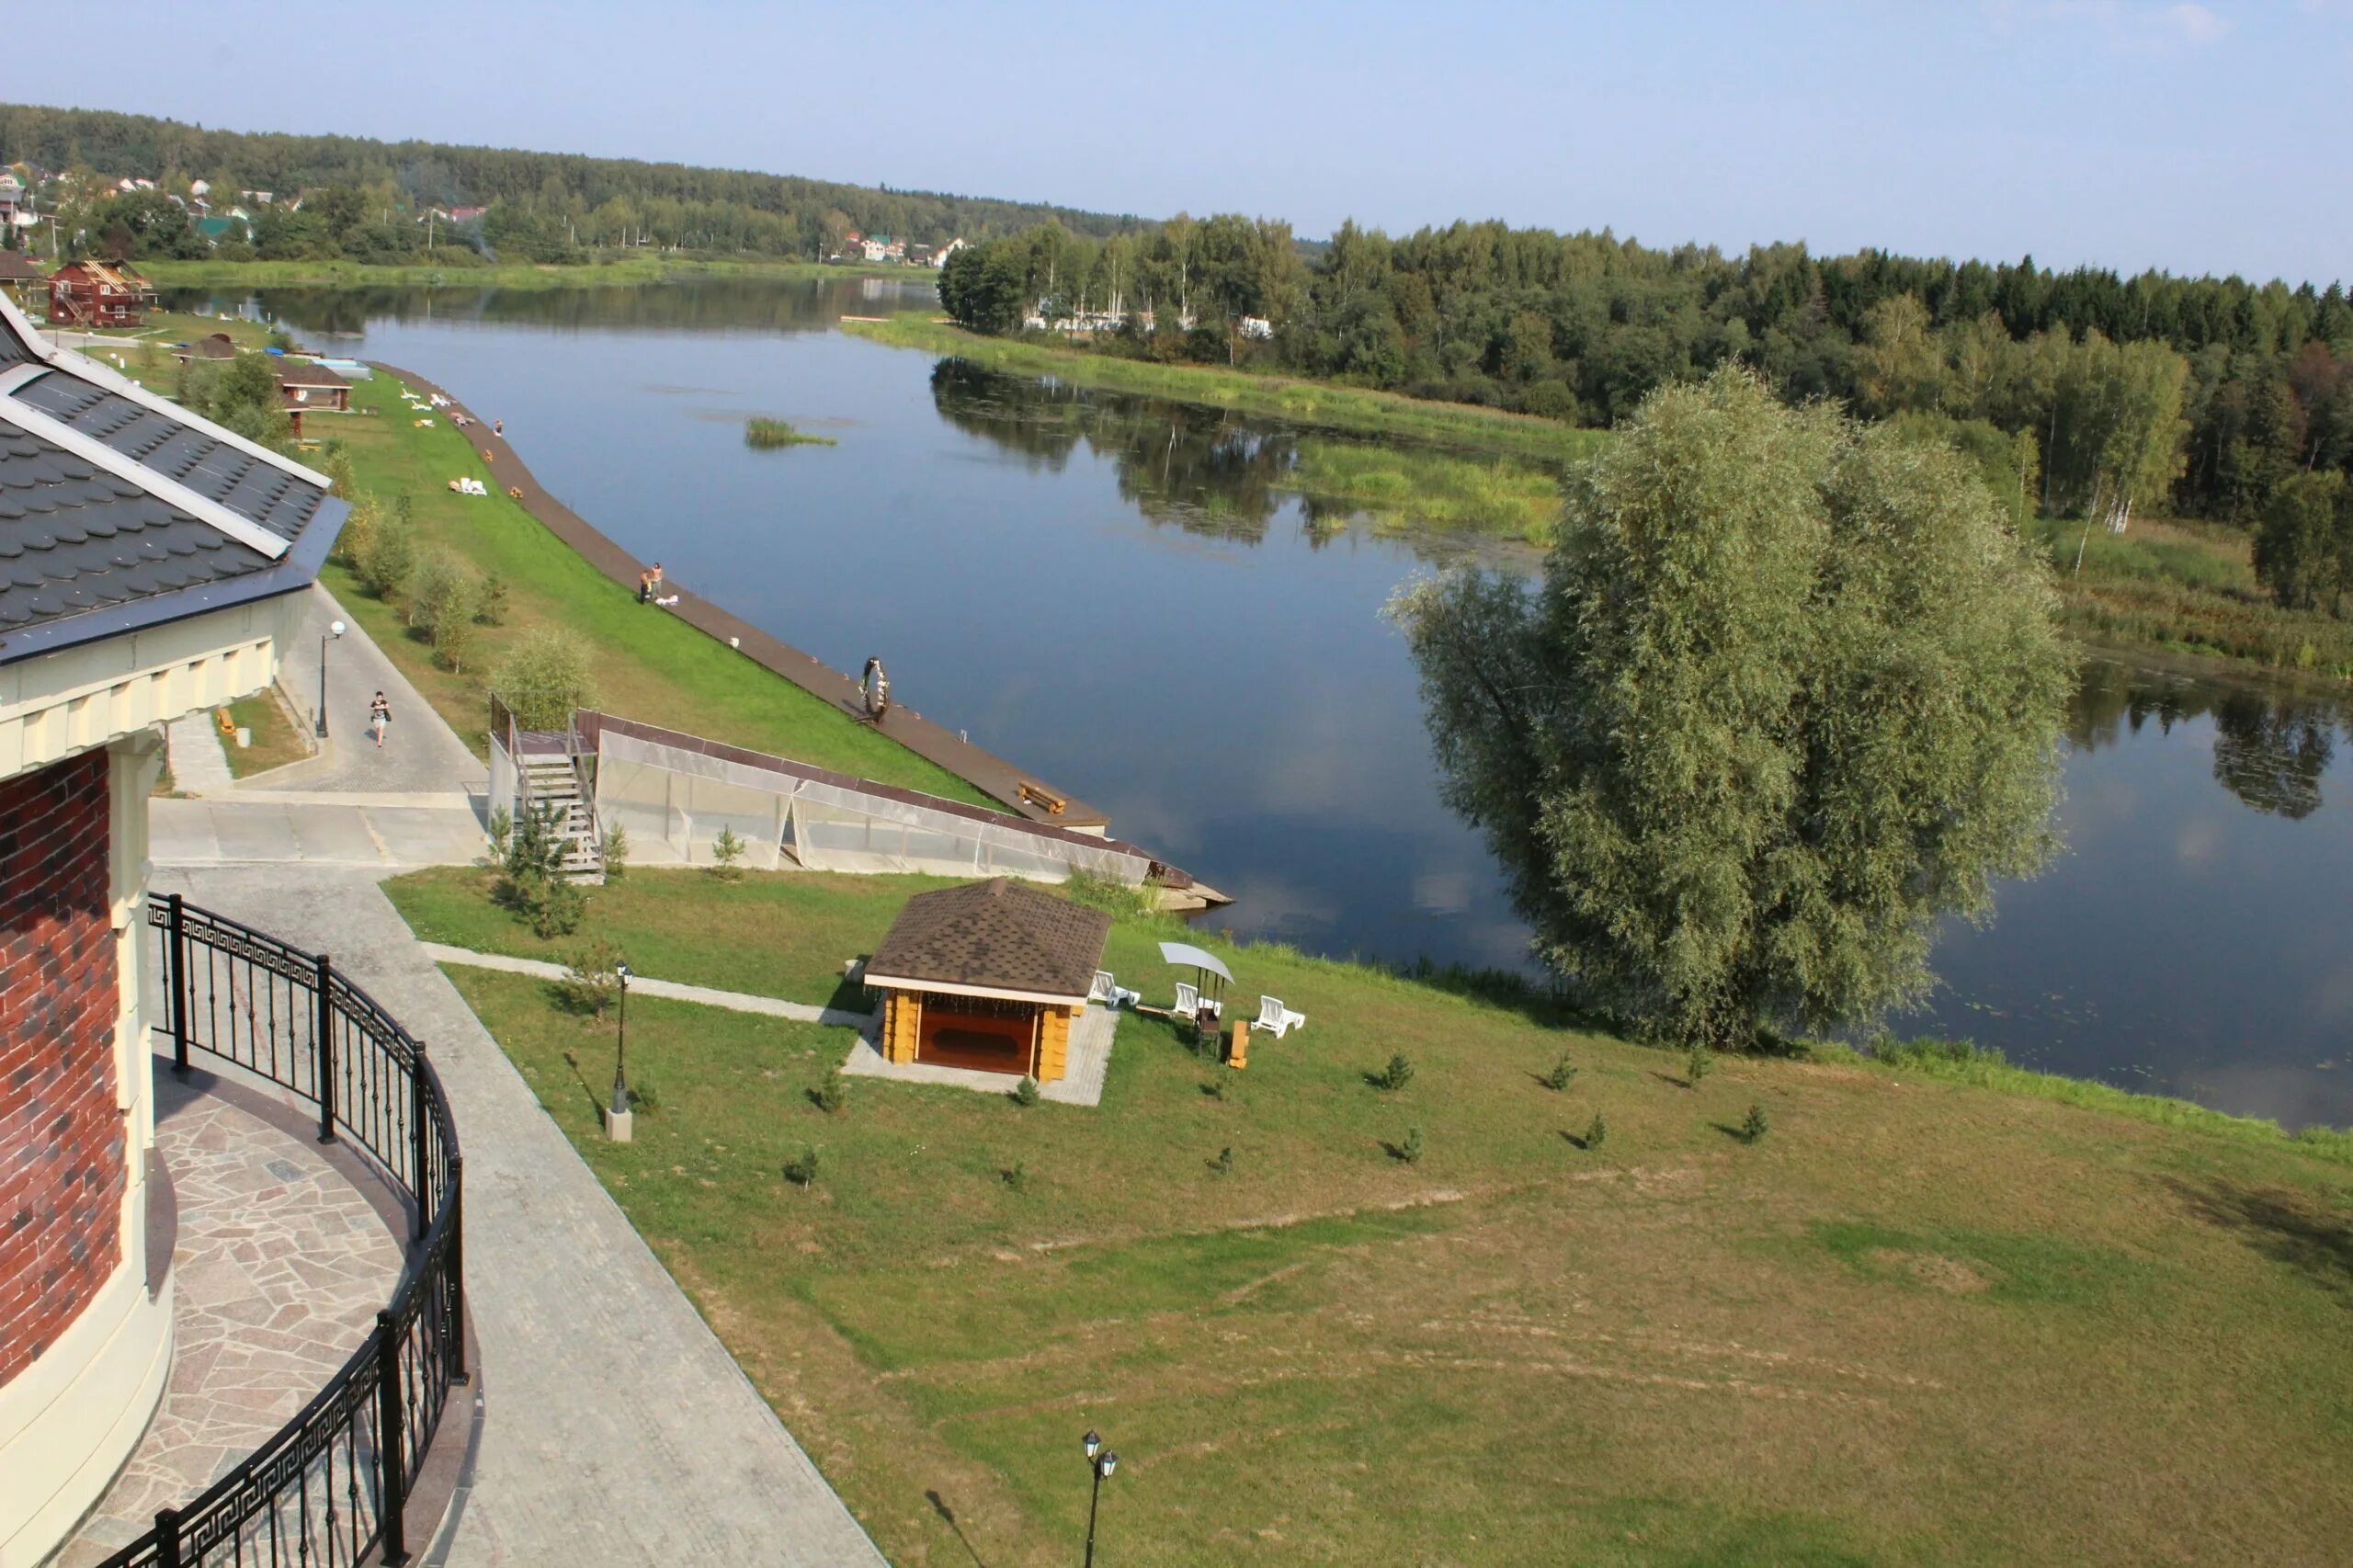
840,1006,1118,1107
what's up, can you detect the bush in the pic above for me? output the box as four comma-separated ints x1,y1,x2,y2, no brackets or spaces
492,629,598,730
1372,1052,1415,1092
485,805,513,865
782,1145,821,1187
407,550,477,640
1583,1112,1608,1151
1011,1075,1041,1108
1541,1054,1576,1092
709,825,747,881
335,493,380,570
1685,1047,1714,1087
353,504,416,599
1741,1102,1769,1142
554,938,624,1018
1213,1145,1235,1176
533,877,587,938
602,821,629,881
496,802,588,936
1397,1126,1425,1165
1002,1161,1029,1192
813,1066,847,1115
475,574,511,626
321,442,358,499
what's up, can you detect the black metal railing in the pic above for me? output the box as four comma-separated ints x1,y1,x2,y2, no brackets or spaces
101,895,467,1568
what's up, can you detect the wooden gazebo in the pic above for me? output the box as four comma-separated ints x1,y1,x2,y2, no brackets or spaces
865,879,1111,1083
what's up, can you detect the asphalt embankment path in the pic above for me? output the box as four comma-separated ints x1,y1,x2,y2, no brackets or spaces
375,362,1109,831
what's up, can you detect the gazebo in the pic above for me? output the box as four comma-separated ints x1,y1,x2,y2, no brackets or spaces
865,879,1112,1083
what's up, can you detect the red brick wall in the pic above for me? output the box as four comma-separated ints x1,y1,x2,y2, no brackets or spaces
0,749,122,1387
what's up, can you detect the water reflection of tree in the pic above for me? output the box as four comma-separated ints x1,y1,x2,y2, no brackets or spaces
2211,691,2333,819
929,358,1296,541
2070,659,2343,819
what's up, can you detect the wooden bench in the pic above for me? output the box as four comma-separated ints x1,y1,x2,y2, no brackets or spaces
1017,781,1068,816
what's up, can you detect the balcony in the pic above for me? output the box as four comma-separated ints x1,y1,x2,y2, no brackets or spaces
62,900,466,1568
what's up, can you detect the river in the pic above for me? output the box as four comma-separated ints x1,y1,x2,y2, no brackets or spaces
172,276,2353,1131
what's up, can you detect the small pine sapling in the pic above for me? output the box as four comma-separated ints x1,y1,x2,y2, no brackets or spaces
1542,1054,1576,1092
782,1145,822,1187
1003,1161,1029,1192
813,1067,848,1115
1214,1145,1235,1176
1399,1126,1425,1165
1584,1112,1608,1151
709,825,747,881
1741,1102,1769,1142
1011,1075,1041,1108
1685,1047,1713,1087
1374,1052,1415,1092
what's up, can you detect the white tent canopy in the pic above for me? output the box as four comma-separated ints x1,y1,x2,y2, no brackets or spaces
1158,942,1233,983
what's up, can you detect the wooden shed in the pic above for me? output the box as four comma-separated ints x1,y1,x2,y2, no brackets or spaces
863,878,1111,1083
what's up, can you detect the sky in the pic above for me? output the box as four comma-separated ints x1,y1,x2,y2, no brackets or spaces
23,0,2353,283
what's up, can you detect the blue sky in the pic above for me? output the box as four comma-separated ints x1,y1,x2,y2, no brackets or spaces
32,1,2351,283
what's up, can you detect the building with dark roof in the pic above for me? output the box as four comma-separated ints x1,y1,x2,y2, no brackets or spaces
48,259,155,328
0,289,343,1562
863,878,1112,1081
278,358,351,415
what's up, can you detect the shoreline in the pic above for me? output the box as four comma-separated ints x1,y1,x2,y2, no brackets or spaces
144,255,936,290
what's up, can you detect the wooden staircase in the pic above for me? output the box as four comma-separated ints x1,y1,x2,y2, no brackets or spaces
518,749,604,882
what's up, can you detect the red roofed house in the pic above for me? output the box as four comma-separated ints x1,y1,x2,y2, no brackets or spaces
48,260,156,328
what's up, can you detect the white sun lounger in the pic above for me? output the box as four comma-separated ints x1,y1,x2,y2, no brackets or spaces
1251,995,1306,1038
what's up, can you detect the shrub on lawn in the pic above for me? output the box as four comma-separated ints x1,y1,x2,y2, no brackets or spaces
1542,1054,1576,1092
1371,1053,1415,1092
354,502,417,600
813,1066,848,1115
602,821,629,881
1583,1112,1608,1151
1011,1075,1041,1108
554,938,624,1018
709,825,747,881
782,1145,821,1187
1213,1145,1235,1176
1002,1161,1029,1192
493,628,599,731
406,550,481,670
1685,1047,1713,1087
1742,1103,1769,1142
1397,1126,1425,1165
495,802,588,937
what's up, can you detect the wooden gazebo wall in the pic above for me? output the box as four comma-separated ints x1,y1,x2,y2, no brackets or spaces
877,991,1075,1083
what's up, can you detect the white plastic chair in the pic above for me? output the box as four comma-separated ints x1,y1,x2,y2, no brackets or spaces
1252,995,1307,1038
1173,981,1199,1017
1089,970,1139,1009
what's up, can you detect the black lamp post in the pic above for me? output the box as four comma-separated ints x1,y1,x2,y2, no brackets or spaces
1082,1429,1118,1568
610,961,632,1119
315,618,346,737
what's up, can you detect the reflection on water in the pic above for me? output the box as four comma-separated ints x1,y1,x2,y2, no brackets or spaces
176,278,2353,1131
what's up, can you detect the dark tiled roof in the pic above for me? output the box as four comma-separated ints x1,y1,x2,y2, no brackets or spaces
866,879,1112,999
12,371,326,545
0,320,30,370
0,415,267,629
278,360,348,387
0,254,41,284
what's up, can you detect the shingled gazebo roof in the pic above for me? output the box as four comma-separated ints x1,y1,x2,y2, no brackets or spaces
862,879,1112,1004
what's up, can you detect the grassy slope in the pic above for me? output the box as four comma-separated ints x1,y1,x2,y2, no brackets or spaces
392,865,2353,1566
325,373,998,804
843,311,1612,466
137,255,925,290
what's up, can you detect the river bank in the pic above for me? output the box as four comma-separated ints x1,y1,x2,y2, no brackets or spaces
139,254,925,290
843,309,1611,465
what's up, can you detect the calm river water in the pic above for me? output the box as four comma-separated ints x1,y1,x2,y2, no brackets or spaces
179,278,2353,1130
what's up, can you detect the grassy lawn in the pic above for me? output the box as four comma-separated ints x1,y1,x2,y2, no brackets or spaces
222,691,313,778
319,371,996,805
844,311,1613,468
394,864,2353,1565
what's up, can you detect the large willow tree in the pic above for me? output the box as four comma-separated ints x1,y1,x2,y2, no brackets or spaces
1391,369,2071,1048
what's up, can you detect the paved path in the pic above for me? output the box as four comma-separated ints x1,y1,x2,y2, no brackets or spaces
164,712,236,793
265,583,488,797
153,796,485,869
418,945,877,1030
153,866,885,1568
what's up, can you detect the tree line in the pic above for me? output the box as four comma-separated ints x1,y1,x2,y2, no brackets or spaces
0,101,1145,264
942,217,2353,574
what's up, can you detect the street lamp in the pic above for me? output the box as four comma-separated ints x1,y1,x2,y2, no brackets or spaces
611,961,632,1120
315,618,346,737
1082,1430,1118,1568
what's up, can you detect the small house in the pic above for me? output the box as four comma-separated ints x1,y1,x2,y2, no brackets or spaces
278,359,351,414
0,250,41,304
173,331,236,364
863,879,1111,1083
49,260,155,327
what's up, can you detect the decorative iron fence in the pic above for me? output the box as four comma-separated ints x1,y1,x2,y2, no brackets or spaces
101,895,467,1568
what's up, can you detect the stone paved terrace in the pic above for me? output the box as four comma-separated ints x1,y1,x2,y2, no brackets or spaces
55,1072,405,1567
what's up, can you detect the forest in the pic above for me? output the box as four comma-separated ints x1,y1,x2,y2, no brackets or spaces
940,218,2353,566
0,102,1143,263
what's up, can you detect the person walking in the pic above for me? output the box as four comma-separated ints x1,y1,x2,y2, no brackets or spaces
369,691,391,750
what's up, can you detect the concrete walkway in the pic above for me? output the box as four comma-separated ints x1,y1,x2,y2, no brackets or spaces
153,796,485,869
262,583,489,797
418,944,877,1030
164,712,236,794
153,866,885,1567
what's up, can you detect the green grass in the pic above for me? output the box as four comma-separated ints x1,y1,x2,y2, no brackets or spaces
324,373,997,804
2030,513,2353,680
404,863,2353,1565
744,415,836,449
1290,438,1567,543
137,254,923,290
844,311,1614,465
222,692,313,778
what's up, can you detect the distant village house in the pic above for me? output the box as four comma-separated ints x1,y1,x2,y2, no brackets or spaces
49,260,157,328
